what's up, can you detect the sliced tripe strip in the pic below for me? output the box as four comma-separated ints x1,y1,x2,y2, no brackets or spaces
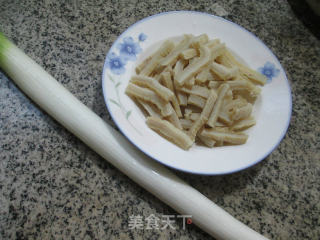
190,113,201,121
160,71,174,91
220,50,267,85
225,97,247,111
221,94,232,106
201,89,218,118
180,118,193,130
185,76,195,88
208,81,222,89
180,85,210,98
218,110,232,126
224,78,261,97
171,97,182,117
215,122,226,127
173,59,186,81
224,78,250,89
232,89,257,103
165,65,174,75
197,133,216,148
131,75,174,101
201,129,248,145
213,126,230,132
191,33,209,48
188,94,206,109
231,103,253,121
217,97,233,125
205,39,220,49
188,56,199,66
215,140,224,147
160,35,193,67
173,60,185,91
153,74,162,82
188,116,208,140
195,33,209,43
176,46,211,86
177,91,188,106
207,71,216,81
161,103,173,117
125,83,172,116
225,89,233,102
136,56,151,74
210,62,239,80
216,52,234,68
165,104,183,130
188,89,218,139
211,71,223,81
207,84,230,127
146,117,193,150
232,56,267,86
195,66,210,84
137,99,161,118
160,71,182,117
140,40,175,76
153,63,174,77
215,121,226,127
184,108,192,119
211,43,226,60
241,78,261,97
181,48,197,60
232,116,256,131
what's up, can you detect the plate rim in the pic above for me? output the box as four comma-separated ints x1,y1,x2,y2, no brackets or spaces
102,10,292,175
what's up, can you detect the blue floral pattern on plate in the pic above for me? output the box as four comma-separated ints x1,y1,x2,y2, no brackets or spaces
117,37,142,61
258,61,280,83
105,52,126,75
106,33,147,135
138,33,147,42
106,33,146,75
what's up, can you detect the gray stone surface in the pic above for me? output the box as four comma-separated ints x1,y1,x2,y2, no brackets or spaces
0,0,319,239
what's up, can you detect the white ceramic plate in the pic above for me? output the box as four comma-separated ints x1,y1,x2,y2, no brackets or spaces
102,11,292,175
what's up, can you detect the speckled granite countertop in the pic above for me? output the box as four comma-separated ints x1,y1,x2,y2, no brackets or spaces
0,0,319,239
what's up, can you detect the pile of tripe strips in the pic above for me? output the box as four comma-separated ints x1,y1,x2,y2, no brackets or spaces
125,34,267,150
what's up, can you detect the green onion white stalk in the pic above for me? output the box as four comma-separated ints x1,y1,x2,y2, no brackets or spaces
0,32,268,240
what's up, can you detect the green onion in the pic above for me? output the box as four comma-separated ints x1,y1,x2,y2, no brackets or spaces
0,32,11,67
